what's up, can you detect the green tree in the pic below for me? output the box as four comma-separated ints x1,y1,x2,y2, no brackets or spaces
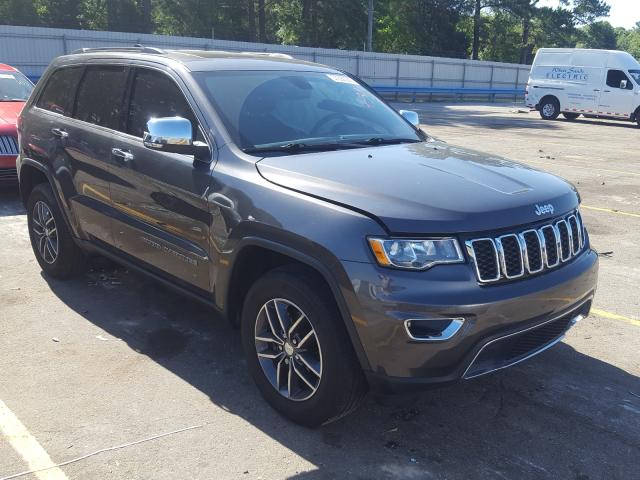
0,0,40,25
376,0,469,57
616,23,640,60
579,20,617,49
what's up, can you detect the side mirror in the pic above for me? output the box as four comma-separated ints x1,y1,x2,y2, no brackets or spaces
143,117,196,155
620,79,628,89
399,109,420,126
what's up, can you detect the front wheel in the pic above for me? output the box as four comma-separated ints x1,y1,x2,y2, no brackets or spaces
241,267,367,426
539,97,560,120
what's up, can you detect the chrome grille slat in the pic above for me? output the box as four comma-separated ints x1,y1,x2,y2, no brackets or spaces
496,234,524,279
519,229,544,274
466,238,500,282
469,211,586,284
0,135,19,156
555,220,571,262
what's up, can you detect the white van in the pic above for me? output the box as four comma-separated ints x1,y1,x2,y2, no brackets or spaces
525,48,640,126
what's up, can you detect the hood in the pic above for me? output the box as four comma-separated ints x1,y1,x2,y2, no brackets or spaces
0,101,24,129
256,141,579,234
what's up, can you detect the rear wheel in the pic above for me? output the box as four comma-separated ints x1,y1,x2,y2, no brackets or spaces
635,108,640,128
539,97,560,120
27,183,85,279
562,112,580,120
241,267,367,426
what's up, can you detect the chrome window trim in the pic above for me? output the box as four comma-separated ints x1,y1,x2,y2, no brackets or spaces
466,238,501,282
496,234,524,279
519,229,544,274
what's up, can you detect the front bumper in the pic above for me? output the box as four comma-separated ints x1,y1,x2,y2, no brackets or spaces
0,154,18,184
340,248,598,391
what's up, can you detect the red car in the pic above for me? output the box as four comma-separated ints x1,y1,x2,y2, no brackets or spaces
1,63,34,184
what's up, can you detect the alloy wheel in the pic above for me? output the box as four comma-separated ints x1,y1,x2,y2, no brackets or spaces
32,200,59,264
254,298,323,401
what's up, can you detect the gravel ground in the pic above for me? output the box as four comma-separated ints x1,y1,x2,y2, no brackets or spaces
0,103,638,480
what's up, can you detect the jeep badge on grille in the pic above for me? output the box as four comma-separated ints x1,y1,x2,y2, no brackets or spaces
534,203,555,216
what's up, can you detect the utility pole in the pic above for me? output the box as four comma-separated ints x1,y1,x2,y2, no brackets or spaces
367,0,374,52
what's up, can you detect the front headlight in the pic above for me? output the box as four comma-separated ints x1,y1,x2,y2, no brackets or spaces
368,237,464,270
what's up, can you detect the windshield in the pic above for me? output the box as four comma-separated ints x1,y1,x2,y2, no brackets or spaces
0,70,34,101
194,70,422,153
630,70,640,86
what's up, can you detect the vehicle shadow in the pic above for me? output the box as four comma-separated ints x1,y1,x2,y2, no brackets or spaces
42,262,640,480
0,186,25,217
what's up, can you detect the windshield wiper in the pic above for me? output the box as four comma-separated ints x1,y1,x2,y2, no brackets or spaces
243,142,363,155
358,137,422,146
0,98,26,102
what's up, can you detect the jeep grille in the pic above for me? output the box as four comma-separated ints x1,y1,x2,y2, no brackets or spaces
466,212,586,283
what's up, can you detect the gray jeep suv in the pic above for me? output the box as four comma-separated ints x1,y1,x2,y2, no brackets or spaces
17,47,598,426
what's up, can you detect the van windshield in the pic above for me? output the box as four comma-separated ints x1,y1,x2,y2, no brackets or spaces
0,70,34,101
194,70,422,153
630,70,640,86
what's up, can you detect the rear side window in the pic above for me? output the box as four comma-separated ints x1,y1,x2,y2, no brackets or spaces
36,67,83,116
606,70,633,90
74,66,128,130
126,68,197,138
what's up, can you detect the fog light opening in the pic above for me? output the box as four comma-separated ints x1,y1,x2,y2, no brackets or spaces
405,318,465,342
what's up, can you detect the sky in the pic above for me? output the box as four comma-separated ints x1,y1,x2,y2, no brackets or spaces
537,0,640,29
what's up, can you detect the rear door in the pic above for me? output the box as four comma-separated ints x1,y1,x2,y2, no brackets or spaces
29,65,128,245
109,66,213,292
598,69,635,118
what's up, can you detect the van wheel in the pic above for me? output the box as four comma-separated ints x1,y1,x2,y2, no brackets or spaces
635,108,640,128
241,266,367,427
27,183,85,279
562,112,580,120
539,97,560,120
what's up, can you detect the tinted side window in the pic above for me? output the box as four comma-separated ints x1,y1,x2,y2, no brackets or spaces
74,66,128,129
606,70,632,90
36,67,83,116
127,69,197,138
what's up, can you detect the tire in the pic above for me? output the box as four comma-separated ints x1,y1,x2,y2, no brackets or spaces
539,97,560,120
635,108,640,128
27,183,85,279
562,112,580,120
241,266,367,427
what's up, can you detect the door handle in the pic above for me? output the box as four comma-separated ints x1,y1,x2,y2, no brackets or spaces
51,128,68,139
111,148,134,162
603,90,611,93
593,89,600,92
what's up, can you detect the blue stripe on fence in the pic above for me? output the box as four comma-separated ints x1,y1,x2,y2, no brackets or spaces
373,86,524,95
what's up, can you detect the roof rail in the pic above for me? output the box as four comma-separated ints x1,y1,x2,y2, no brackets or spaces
72,46,166,55
240,52,294,59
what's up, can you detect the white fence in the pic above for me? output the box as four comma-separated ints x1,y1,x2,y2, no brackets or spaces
0,24,530,96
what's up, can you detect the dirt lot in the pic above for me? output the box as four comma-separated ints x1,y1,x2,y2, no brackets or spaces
1,104,638,480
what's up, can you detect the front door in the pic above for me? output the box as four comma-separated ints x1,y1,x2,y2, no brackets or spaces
109,67,213,292
598,69,635,118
